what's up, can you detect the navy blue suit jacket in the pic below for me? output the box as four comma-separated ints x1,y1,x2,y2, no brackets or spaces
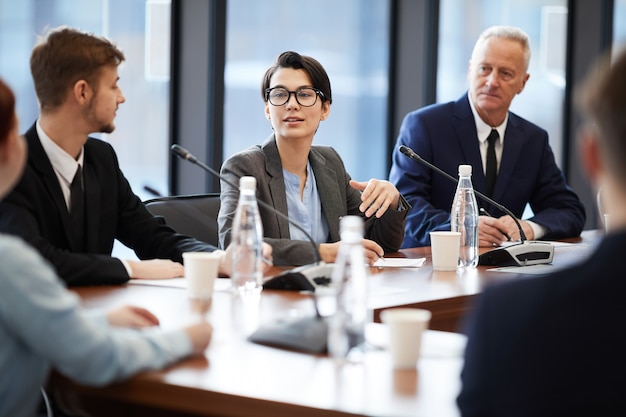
389,93,585,247
457,231,626,416
0,123,216,286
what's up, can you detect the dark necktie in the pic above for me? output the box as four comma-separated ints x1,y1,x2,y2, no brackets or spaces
485,129,499,198
70,164,85,250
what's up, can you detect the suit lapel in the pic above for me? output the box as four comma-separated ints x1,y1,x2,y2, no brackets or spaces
262,137,291,238
493,115,525,202
309,149,341,242
82,142,102,252
452,95,486,192
25,124,81,250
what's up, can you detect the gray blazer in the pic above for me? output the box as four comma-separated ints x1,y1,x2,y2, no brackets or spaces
218,135,409,265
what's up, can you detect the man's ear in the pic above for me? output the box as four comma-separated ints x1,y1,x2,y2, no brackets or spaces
518,73,530,94
73,80,92,105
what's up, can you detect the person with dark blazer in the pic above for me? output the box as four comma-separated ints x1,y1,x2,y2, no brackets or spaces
389,26,585,248
218,51,408,266
0,27,271,286
457,48,626,416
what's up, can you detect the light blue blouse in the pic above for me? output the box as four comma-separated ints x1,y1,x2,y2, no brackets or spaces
0,234,192,417
283,162,329,244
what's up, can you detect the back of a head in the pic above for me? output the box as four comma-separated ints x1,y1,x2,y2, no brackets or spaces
472,25,531,71
576,47,626,181
30,26,125,112
0,78,16,145
261,51,333,104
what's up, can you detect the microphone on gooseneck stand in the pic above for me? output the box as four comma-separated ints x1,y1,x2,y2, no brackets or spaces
171,144,334,291
398,145,554,267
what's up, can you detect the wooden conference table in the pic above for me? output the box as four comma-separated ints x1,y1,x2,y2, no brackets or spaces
51,231,599,417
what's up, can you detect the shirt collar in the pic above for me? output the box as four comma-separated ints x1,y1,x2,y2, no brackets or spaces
36,119,85,184
467,92,508,145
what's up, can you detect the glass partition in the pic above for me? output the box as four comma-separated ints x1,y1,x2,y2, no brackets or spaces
0,0,171,201
224,0,391,181
437,0,568,165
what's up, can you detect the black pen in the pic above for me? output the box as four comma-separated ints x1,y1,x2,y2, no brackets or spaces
479,208,512,241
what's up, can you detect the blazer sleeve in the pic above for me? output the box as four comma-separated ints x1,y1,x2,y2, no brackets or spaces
389,109,453,248
523,131,586,239
0,139,216,286
94,142,218,271
217,149,254,251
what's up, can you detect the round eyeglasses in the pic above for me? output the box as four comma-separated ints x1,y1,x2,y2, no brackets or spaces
265,87,324,107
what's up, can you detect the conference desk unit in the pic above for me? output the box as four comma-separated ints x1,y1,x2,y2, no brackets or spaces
51,231,599,417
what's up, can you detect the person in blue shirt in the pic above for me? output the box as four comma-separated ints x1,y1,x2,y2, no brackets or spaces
0,77,212,417
218,51,409,266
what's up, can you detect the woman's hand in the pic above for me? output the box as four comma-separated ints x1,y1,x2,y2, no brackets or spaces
319,239,383,265
349,179,400,218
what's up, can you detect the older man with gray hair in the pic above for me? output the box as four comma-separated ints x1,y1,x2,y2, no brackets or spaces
389,25,585,248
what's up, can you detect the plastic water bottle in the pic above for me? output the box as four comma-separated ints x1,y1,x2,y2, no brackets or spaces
451,164,479,268
231,176,264,294
328,216,369,362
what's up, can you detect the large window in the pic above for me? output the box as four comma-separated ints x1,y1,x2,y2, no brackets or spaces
223,0,390,181
0,0,171,201
615,0,626,50
437,0,568,166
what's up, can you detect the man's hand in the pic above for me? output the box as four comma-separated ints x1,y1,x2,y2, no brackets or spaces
127,259,184,279
479,216,535,246
349,179,400,218
498,216,534,242
106,305,160,328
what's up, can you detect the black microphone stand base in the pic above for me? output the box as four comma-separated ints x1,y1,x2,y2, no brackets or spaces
478,241,554,267
263,263,335,291
248,316,329,354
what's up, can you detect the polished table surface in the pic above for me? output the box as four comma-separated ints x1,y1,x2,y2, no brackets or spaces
365,230,599,331
54,284,467,417
52,231,600,417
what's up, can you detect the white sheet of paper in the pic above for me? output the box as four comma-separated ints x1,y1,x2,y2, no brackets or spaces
129,277,232,291
373,257,426,268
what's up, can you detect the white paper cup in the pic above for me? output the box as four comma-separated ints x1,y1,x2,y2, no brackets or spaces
183,252,221,299
429,231,461,271
381,308,431,369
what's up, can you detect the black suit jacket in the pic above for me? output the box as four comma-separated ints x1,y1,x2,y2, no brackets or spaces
457,231,626,416
0,123,216,285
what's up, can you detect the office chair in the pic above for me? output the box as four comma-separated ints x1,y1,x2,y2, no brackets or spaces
144,193,221,247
